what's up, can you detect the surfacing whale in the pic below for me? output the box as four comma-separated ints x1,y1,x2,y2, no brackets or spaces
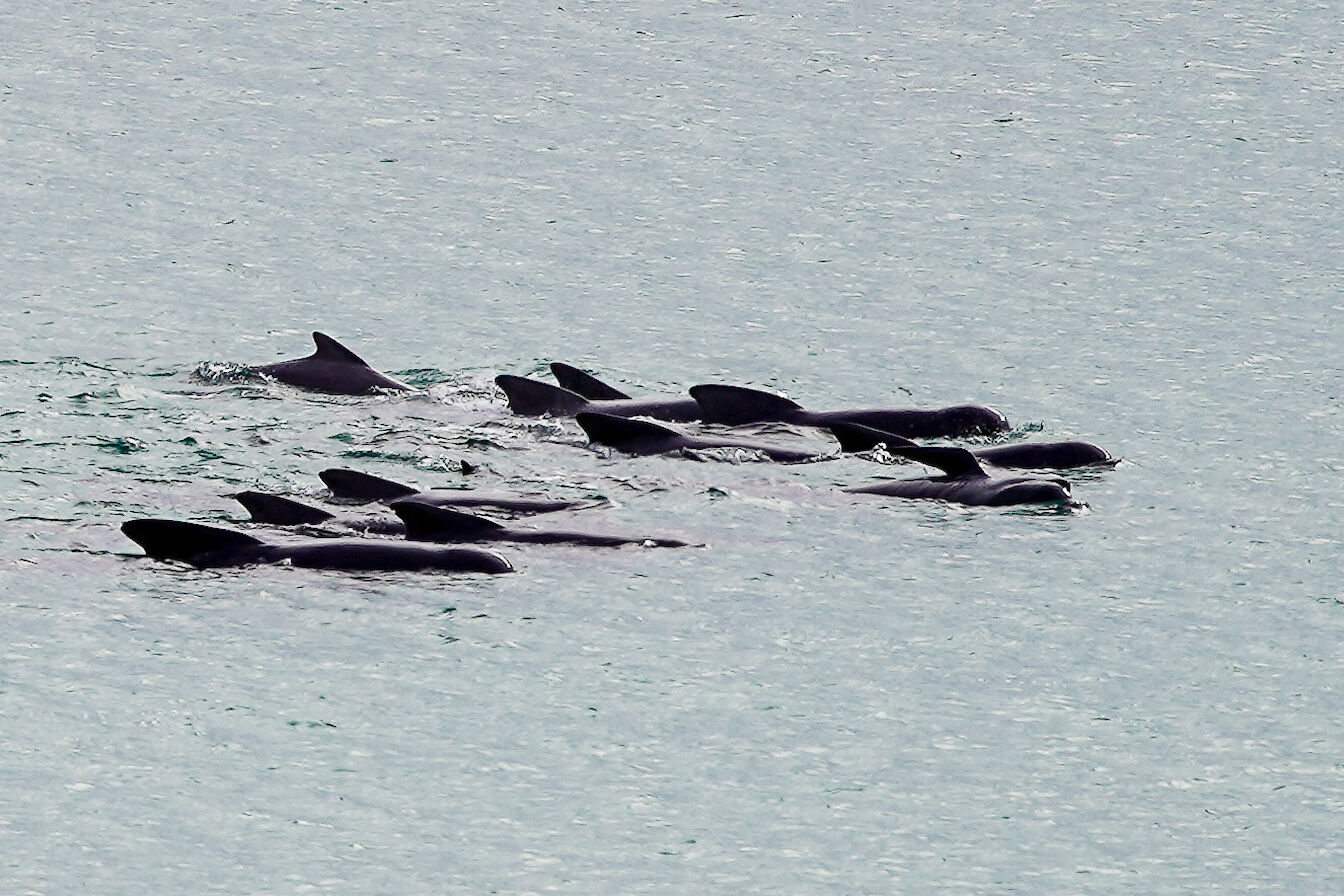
495,374,701,422
828,422,1116,470
255,332,412,395
576,411,824,463
390,500,695,548
121,519,512,573
319,468,594,515
690,384,1008,439
846,444,1074,507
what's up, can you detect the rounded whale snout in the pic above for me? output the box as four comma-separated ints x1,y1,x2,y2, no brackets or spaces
948,404,1010,435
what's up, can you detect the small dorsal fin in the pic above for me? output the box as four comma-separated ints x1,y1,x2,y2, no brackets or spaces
319,468,418,501
309,332,372,366
575,411,685,455
887,444,988,479
121,519,263,565
828,422,917,453
689,384,804,424
391,500,507,542
494,375,590,416
550,363,631,400
235,491,335,525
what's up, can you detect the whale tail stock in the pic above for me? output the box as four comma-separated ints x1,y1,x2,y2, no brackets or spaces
121,519,264,566
549,363,631,401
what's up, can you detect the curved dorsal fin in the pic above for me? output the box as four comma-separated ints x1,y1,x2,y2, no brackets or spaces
575,411,685,455
888,444,988,479
550,362,631,400
391,500,507,542
494,375,590,416
310,332,371,366
121,519,263,565
235,491,336,525
689,384,804,424
828,422,918,453
319,468,419,501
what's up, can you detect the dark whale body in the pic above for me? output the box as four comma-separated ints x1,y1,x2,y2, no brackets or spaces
121,519,512,573
828,423,1116,470
495,374,701,422
390,500,694,548
318,468,591,515
575,411,823,463
846,444,1074,507
255,332,412,395
690,384,1008,439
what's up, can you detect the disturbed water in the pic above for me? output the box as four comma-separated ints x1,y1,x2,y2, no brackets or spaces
3,2,1342,893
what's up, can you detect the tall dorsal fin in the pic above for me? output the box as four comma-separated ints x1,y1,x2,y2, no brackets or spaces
310,332,372,366
235,491,335,525
887,444,988,479
121,519,263,565
827,422,918,453
575,411,686,455
550,363,631,400
494,375,590,416
319,468,419,501
689,384,805,424
391,500,507,542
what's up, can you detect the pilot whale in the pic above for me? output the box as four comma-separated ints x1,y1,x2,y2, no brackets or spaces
495,374,701,422
121,519,513,572
846,444,1074,507
576,411,824,463
254,332,412,395
318,468,594,514
690,384,1009,438
390,500,695,548
828,422,1116,470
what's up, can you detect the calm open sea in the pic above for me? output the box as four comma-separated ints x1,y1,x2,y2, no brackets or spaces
3,2,1341,893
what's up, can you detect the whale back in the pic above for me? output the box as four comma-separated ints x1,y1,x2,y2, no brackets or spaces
122,519,264,567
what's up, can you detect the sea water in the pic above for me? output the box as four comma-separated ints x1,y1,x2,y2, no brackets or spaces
2,2,1341,893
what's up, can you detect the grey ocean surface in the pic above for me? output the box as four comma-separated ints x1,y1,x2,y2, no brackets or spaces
2,2,1341,893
